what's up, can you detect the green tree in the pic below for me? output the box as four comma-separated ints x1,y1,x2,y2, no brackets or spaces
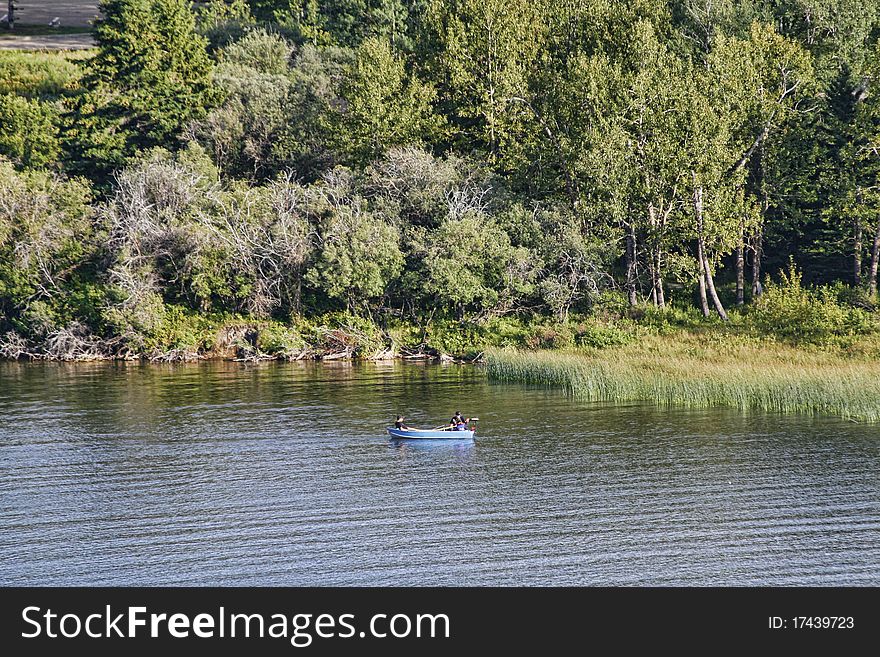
0,160,95,337
64,0,217,178
427,0,545,160
306,172,404,310
847,41,880,297
202,173,314,316
423,212,532,317
249,1,418,48
771,0,880,82
193,30,296,179
196,0,256,51
331,36,441,165
544,19,692,309
681,24,813,318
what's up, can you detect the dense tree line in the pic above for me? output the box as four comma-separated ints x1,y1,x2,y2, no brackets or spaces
2,0,880,357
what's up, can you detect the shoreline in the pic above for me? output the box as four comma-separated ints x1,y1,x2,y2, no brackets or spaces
0,320,485,364
0,343,481,364
0,352,480,364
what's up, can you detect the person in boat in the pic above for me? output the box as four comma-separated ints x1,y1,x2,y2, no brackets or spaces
395,416,410,430
449,411,470,431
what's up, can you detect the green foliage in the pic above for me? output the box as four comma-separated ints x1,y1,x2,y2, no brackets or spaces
427,0,545,158
199,31,296,178
5,0,880,361
193,39,346,179
196,0,256,51
423,213,534,316
256,322,307,356
221,27,292,74
65,0,217,177
248,1,420,49
532,209,609,319
306,189,404,308
748,263,876,344
324,311,387,352
572,320,633,349
0,94,61,169
0,160,95,335
421,319,486,356
141,304,227,352
331,37,441,165
634,303,723,334
366,148,492,227
771,0,880,81
0,51,85,99
525,323,574,350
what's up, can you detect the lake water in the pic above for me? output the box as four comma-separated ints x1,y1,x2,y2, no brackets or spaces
1,361,878,585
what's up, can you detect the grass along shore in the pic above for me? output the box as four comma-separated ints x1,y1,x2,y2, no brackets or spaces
486,333,880,422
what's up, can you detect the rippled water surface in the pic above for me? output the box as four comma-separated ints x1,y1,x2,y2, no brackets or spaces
1,361,879,585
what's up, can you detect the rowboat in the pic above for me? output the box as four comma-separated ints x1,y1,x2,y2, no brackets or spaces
387,427,475,440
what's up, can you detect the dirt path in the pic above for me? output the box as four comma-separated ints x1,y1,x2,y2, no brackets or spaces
0,33,95,50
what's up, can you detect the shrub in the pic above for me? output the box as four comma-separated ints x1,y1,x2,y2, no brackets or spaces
423,320,486,356
525,323,574,350
310,312,388,357
257,322,307,357
0,94,61,169
0,51,83,98
423,213,534,316
573,321,633,349
635,303,718,335
306,200,404,311
221,29,292,75
196,0,255,52
0,161,95,335
146,304,222,352
748,264,876,345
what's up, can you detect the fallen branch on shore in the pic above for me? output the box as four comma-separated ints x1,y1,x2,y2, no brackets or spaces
149,348,202,363
0,324,481,364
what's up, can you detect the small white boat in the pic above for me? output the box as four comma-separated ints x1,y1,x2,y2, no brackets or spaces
387,427,475,440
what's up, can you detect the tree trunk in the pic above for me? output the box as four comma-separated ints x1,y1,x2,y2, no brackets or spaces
647,205,665,308
486,21,497,161
625,222,638,306
694,186,710,318
654,247,665,307
730,124,771,175
694,183,727,320
735,244,745,305
751,229,763,298
697,238,710,317
854,214,863,287
703,250,728,321
869,216,880,298
650,267,658,306
7,0,13,28
735,219,745,306
648,204,656,306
